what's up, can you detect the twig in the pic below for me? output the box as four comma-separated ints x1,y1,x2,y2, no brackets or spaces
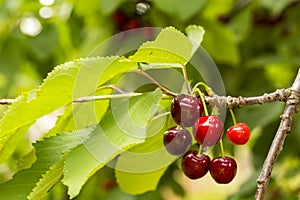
0,99,16,105
97,85,126,94
205,89,291,109
72,93,172,103
137,69,177,97
254,69,300,199
72,93,142,103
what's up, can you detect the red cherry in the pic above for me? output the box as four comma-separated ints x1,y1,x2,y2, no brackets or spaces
113,11,128,27
192,115,223,147
209,156,237,184
163,126,192,156
171,94,204,127
226,123,250,145
181,150,211,179
123,19,141,30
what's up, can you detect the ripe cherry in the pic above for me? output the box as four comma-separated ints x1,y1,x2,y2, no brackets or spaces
209,156,237,184
226,123,250,145
192,115,223,147
171,94,204,127
181,150,211,179
163,126,192,156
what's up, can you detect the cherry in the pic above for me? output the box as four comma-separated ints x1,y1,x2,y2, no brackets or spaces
113,11,128,28
123,19,141,30
171,94,204,127
192,115,223,147
209,156,237,184
181,150,210,179
226,123,250,145
163,126,192,156
103,180,117,191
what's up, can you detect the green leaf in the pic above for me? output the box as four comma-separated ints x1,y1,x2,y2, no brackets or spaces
201,0,234,20
44,105,75,137
0,56,137,162
0,123,34,162
27,159,64,200
260,0,295,16
29,24,58,60
46,87,112,137
100,0,126,15
0,126,94,200
153,0,206,21
201,21,240,65
115,112,174,194
115,167,167,195
63,89,163,198
185,25,205,54
129,27,193,65
264,64,295,88
228,5,252,43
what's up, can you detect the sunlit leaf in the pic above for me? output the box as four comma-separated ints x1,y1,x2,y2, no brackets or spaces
185,25,205,54
129,27,193,65
0,56,137,162
63,89,163,198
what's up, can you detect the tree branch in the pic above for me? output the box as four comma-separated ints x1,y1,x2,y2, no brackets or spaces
254,69,300,199
205,89,291,109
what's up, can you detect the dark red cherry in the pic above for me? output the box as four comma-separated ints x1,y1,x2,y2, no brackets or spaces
181,150,210,179
123,19,141,30
163,126,192,155
192,115,223,147
171,94,204,127
226,123,250,145
209,156,237,184
113,11,128,27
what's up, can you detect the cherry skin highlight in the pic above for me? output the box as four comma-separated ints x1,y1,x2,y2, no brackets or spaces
163,126,192,155
226,123,250,145
192,115,223,147
171,94,204,127
181,150,211,179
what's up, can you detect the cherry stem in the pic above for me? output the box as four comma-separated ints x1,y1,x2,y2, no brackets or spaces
198,144,204,156
219,138,225,158
192,82,215,96
137,69,177,97
195,88,208,116
181,64,192,94
151,111,171,121
98,85,126,94
229,109,237,125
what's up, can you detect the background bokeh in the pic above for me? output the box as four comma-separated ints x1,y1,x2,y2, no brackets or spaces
1,0,300,199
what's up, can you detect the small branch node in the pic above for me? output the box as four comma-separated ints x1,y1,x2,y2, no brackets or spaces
280,114,289,120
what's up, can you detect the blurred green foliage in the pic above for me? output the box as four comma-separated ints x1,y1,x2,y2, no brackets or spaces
1,0,300,199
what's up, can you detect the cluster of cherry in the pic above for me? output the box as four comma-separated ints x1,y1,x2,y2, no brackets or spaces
163,94,250,184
